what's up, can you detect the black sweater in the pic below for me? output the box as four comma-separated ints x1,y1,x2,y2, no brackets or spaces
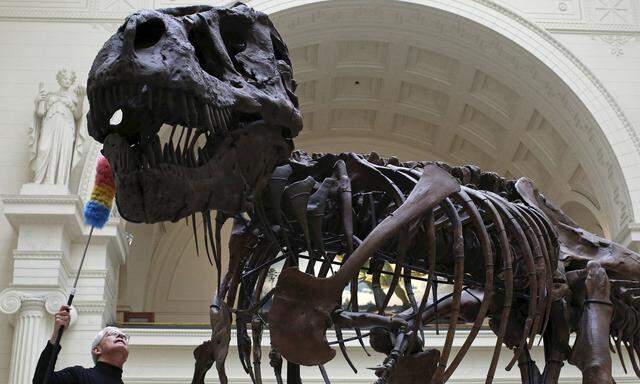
33,342,124,384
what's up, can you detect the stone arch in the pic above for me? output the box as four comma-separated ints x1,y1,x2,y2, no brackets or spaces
234,0,637,239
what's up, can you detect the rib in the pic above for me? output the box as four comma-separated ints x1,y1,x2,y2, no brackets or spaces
406,208,435,353
307,177,338,276
334,325,358,373
465,187,513,384
431,197,464,383
516,205,553,340
283,176,316,265
485,192,538,372
332,160,369,354
523,206,555,336
509,205,546,348
379,229,410,314
443,190,494,381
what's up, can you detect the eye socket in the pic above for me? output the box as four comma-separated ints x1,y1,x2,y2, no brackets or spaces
271,32,291,66
134,17,165,50
220,13,250,57
187,21,225,80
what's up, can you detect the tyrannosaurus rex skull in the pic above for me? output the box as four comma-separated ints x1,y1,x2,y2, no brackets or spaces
87,2,301,222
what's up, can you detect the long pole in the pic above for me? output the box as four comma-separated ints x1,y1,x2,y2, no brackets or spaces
42,226,94,384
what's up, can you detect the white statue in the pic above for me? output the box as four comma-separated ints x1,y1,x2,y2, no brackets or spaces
29,69,86,185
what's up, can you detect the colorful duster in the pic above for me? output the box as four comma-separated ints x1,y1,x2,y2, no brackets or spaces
83,155,115,228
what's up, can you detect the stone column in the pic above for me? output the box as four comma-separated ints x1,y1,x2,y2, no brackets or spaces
0,292,64,384
10,298,48,384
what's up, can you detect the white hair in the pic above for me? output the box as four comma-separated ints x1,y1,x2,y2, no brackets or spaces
90,326,122,363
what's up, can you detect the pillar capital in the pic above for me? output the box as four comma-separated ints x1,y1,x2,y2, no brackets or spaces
0,288,66,316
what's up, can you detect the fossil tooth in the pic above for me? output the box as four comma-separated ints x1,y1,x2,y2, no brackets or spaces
212,109,221,130
189,131,200,154
212,109,224,133
163,142,171,163
169,124,177,144
201,104,213,133
175,145,182,165
222,108,232,122
197,147,204,166
176,125,186,151
217,109,229,132
183,128,193,161
168,141,177,164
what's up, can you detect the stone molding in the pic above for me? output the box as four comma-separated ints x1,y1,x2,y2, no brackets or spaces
0,0,637,34
73,300,107,314
1,193,86,238
12,250,72,279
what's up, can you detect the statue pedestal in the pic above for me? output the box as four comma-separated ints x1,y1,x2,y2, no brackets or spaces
0,188,128,382
19,183,70,196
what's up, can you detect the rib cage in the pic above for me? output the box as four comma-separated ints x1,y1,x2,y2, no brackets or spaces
195,151,640,384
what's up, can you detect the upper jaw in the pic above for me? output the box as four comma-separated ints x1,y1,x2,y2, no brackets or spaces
102,120,292,223
87,80,236,144
87,78,299,145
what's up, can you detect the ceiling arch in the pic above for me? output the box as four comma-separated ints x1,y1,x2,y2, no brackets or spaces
239,0,635,238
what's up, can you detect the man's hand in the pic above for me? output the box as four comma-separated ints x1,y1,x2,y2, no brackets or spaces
50,305,71,344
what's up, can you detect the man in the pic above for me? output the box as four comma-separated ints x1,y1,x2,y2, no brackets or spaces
32,305,129,384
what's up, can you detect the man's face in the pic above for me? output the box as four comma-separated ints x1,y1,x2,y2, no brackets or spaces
94,329,130,363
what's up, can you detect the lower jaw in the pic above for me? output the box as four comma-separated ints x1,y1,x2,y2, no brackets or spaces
103,124,291,223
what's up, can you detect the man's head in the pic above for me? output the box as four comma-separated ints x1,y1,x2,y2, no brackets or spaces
91,326,130,367
86,2,301,223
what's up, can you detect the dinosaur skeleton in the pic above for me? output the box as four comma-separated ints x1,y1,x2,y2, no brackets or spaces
85,3,640,383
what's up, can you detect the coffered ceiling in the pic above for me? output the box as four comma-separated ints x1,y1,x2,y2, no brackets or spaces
271,2,616,236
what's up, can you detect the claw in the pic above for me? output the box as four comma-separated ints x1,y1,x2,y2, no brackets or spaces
268,347,284,384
